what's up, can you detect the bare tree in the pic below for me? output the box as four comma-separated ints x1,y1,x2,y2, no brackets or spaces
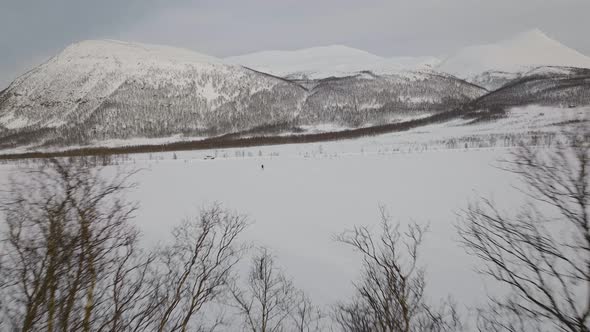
94,245,160,332
0,160,254,332
152,203,249,332
0,158,157,332
290,291,325,332
230,247,319,332
458,138,590,332
334,206,461,332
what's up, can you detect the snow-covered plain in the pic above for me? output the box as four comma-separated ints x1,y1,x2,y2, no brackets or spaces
127,148,516,309
0,141,518,316
3,105,585,325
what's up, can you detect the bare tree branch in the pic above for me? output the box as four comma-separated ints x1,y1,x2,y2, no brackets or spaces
334,206,461,332
458,137,590,332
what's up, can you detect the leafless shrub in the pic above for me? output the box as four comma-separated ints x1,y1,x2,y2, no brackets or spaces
230,247,323,332
334,206,461,332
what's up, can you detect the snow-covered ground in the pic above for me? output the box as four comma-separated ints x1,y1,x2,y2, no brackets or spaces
0,143,514,312
123,148,516,310
0,105,586,327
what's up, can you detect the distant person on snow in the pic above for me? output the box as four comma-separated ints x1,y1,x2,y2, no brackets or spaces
261,164,264,170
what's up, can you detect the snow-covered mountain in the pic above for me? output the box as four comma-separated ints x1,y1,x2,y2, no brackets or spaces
438,29,590,79
228,29,590,89
2,30,589,153
0,40,311,148
0,40,483,151
226,45,439,79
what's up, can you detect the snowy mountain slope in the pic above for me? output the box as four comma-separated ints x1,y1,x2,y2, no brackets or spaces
438,29,590,78
466,66,590,112
0,40,228,129
468,71,522,91
299,71,485,126
226,45,439,79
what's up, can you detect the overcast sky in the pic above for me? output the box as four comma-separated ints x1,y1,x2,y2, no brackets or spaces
1,0,589,89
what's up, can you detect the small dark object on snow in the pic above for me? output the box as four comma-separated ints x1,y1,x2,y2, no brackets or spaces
261,164,264,170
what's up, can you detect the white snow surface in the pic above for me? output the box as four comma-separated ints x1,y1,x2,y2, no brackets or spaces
0,146,517,328
1,105,586,329
438,29,590,78
0,112,31,129
226,45,440,79
127,149,514,313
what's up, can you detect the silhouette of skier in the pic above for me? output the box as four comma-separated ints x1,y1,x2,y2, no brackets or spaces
261,164,264,170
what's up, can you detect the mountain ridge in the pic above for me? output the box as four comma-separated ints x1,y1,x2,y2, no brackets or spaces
226,45,440,79
1,31,589,152
0,39,483,150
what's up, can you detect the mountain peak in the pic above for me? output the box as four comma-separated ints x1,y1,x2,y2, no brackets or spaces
506,28,564,49
225,44,386,78
57,39,222,65
437,29,590,77
514,28,550,41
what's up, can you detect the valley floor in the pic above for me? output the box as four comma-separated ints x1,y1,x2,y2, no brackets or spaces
124,147,518,310
0,105,586,328
0,138,541,316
